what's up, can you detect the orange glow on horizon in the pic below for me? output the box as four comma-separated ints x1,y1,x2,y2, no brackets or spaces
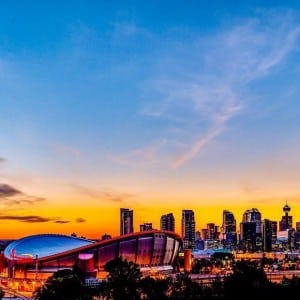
1,199,300,240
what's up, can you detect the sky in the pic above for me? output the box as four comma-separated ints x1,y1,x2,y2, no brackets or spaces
1,1,300,239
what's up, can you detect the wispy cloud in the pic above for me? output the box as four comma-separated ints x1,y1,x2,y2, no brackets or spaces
0,184,22,198
0,158,6,163
52,143,81,157
71,184,134,203
0,183,46,207
0,215,52,223
135,11,300,168
0,214,70,224
3,196,45,206
54,220,70,224
76,217,86,223
112,139,168,167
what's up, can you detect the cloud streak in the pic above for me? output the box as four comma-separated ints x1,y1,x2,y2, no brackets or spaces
137,11,300,168
71,184,134,203
0,184,22,198
54,220,70,224
76,217,86,223
0,214,71,224
0,183,46,208
0,215,52,223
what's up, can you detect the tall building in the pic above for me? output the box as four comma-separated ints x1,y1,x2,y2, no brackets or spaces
240,222,256,252
222,210,236,234
160,213,175,232
222,210,237,247
200,228,208,240
242,208,262,234
140,223,152,232
240,208,262,251
181,210,196,249
207,223,219,240
120,208,134,235
279,202,293,231
262,219,277,252
295,222,300,249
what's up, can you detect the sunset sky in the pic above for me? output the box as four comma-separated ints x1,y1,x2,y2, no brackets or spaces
1,1,300,239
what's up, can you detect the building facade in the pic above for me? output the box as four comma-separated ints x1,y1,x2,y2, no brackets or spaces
4,231,181,280
240,208,262,251
140,223,153,232
120,208,134,235
160,213,175,232
181,210,195,249
222,210,237,248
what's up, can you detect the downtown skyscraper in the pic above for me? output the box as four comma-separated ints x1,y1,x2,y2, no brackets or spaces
160,213,175,232
182,210,195,249
120,208,134,235
222,210,237,247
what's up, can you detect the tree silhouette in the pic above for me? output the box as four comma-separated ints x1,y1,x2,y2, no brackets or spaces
140,276,171,300
33,268,93,300
103,256,141,300
192,258,212,274
170,272,203,300
224,260,270,300
211,252,234,268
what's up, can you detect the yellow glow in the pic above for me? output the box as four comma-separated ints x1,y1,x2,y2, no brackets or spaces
0,193,299,239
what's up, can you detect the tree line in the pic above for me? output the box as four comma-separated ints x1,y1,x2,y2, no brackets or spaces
33,257,300,300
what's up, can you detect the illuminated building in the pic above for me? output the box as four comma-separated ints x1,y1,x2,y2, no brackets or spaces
140,223,152,232
4,231,181,280
295,222,300,249
183,249,192,272
200,229,208,240
279,202,292,231
181,210,195,249
240,222,256,252
160,213,175,232
222,210,237,247
120,208,134,235
262,219,277,252
242,208,262,234
206,223,219,240
240,208,262,251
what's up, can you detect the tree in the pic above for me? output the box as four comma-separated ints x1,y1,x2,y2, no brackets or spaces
211,252,234,269
170,272,203,300
33,268,93,300
140,276,171,300
191,258,212,274
224,260,270,300
103,256,141,300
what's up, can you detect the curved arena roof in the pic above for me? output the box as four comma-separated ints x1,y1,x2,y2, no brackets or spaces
4,231,182,278
4,234,94,261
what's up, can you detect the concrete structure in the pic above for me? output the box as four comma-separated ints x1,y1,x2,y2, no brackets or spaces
120,208,134,235
183,249,192,272
4,231,181,280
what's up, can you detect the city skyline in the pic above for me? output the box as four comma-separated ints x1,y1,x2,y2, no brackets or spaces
1,1,300,238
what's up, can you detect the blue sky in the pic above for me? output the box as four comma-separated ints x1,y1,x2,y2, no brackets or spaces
1,1,300,237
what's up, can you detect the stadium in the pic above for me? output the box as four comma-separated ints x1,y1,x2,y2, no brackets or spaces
3,230,181,280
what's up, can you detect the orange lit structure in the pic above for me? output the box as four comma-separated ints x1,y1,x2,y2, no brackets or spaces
4,230,181,279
